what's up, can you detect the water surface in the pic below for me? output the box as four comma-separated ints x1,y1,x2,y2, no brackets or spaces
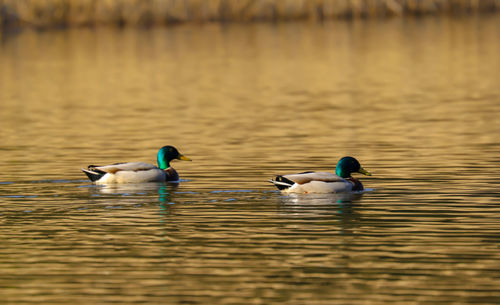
0,16,499,304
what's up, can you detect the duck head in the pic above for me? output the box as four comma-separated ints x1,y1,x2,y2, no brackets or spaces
335,156,371,178
157,146,191,169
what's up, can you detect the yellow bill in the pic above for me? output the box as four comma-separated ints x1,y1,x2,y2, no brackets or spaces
358,167,371,176
178,155,192,161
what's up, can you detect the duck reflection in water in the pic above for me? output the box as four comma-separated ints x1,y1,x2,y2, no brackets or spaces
277,192,363,236
279,192,364,206
95,182,178,195
85,182,179,209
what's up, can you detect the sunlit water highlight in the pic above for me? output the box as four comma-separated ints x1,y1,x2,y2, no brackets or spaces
0,16,499,304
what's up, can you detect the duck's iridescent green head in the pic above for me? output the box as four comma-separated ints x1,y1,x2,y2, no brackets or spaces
335,156,371,178
157,146,191,169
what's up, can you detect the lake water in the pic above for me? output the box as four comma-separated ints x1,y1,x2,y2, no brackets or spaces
1,16,499,304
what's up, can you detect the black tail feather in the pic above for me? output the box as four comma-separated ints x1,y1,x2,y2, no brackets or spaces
269,175,295,190
82,165,106,182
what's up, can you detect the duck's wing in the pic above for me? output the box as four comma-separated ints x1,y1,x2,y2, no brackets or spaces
92,162,158,174
281,172,344,184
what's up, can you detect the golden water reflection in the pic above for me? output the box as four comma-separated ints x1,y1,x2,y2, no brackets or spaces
0,16,499,305
1,17,499,186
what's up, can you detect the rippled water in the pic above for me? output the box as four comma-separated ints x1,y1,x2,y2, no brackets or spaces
1,16,500,304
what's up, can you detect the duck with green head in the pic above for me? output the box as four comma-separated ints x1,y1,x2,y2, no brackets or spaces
82,145,191,184
269,156,371,193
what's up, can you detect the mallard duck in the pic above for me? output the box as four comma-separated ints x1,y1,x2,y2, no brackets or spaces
269,156,371,193
82,146,191,184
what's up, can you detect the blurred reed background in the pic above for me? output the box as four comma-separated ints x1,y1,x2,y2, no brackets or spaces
1,0,499,28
